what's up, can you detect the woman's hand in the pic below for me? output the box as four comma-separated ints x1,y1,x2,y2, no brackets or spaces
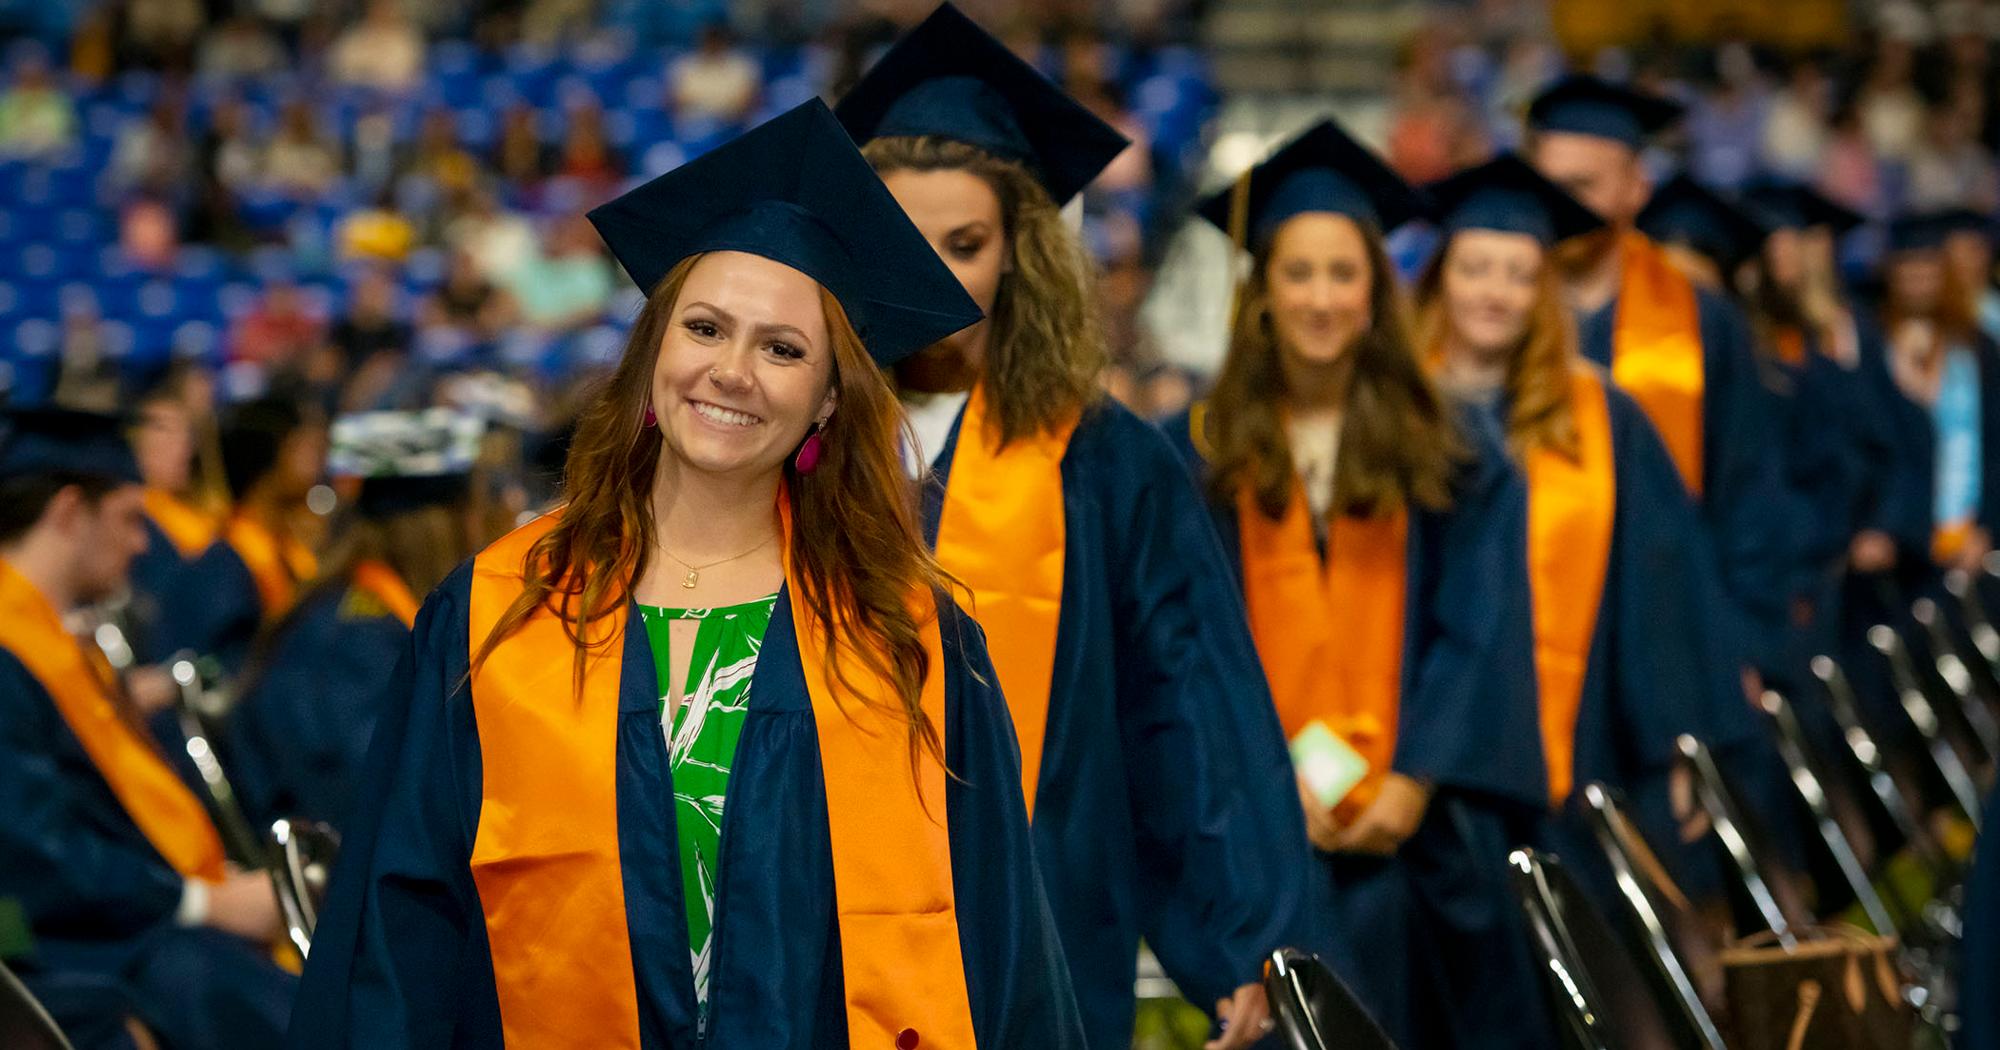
1329,773,1430,856
1850,529,1898,573
1297,775,1342,853
1206,982,1273,1050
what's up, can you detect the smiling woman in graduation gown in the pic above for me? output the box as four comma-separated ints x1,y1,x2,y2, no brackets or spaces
1416,155,1764,901
1163,122,1547,1049
836,8,1308,1047
288,101,1082,1049
224,410,486,831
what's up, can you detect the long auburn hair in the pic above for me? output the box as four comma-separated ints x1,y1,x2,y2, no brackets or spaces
1884,250,1980,346
861,136,1106,446
470,255,948,768
1414,236,1582,461
1204,218,1463,520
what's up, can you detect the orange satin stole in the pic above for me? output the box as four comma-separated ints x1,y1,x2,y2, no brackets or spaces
1611,232,1707,498
931,384,1079,816
224,514,318,621
1236,488,1408,825
142,489,219,559
466,507,976,1048
349,560,419,628
1524,366,1618,805
0,559,226,881
1771,327,1808,368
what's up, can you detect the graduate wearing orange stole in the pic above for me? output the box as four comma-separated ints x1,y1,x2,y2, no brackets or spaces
290,101,1081,1049
1166,121,1546,1050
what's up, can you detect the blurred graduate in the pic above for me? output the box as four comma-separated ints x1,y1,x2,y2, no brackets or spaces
1527,76,1790,693
836,7,1308,1046
224,408,487,831
289,100,1084,1048
1163,120,1546,1048
0,408,295,1050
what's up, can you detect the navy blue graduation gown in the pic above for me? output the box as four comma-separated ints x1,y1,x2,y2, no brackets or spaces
1963,784,2000,1050
1161,403,1547,1049
126,517,200,666
224,578,410,831
0,650,295,1050
1579,288,1790,675
921,398,1315,1049
288,562,1083,1048
152,540,268,678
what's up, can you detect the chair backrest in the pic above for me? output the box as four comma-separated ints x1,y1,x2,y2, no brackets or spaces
1755,691,1900,939
1866,626,1985,824
1263,949,1398,1050
1675,735,1799,947
1577,784,1728,1050
1945,567,2000,667
0,961,76,1050
1909,599,2000,772
270,817,339,959
1507,849,1680,1050
166,652,267,864
1810,656,1957,894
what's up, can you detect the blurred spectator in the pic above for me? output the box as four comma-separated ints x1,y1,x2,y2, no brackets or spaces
423,249,518,342
1685,41,1768,189
199,15,289,82
669,22,762,124
120,0,204,72
1384,22,1485,183
327,267,412,371
202,96,264,194
552,104,626,197
493,104,552,189
349,104,400,193
119,197,180,269
51,300,121,413
506,214,613,331
110,97,195,201
230,282,326,370
329,0,428,94
401,107,480,196
445,188,539,282
0,53,77,159
1908,98,1999,211
68,6,117,86
337,191,419,263
1857,35,1926,159
263,100,342,197
1760,56,1833,180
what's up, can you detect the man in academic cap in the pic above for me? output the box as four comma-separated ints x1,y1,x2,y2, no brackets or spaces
1528,74,1791,696
0,408,296,1050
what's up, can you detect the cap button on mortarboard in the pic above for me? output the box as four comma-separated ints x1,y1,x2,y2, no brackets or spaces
895,1028,920,1049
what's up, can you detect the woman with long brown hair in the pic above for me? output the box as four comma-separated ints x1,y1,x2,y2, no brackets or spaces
289,100,1084,1048
835,8,1308,1047
1163,123,1545,1048
1415,155,1772,1035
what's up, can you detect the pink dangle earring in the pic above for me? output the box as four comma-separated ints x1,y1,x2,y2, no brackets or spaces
642,403,657,427
794,420,826,474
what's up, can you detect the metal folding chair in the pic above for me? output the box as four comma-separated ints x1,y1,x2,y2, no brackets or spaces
1507,849,1681,1050
269,818,339,959
1867,626,1985,824
1263,949,1398,1050
1909,599,2000,770
1675,735,1802,947
0,960,74,1050
1755,692,1899,938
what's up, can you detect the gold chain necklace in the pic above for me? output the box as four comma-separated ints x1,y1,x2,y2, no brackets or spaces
659,533,778,589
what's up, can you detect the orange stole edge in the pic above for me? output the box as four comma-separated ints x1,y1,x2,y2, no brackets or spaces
1611,232,1706,498
1524,366,1617,805
143,489,219,559
0,559,226,881
780,496,979,1049
1235,486,1408,826
351,560,420,628
225,516,317,621
466,512,644,1050
930,383,1078,817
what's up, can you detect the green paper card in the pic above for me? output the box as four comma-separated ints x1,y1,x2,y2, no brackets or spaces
1290,721,1370,809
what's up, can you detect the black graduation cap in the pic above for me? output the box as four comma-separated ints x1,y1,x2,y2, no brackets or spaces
1885,209,1988,253
1527,74,1685,150
1423,152,1605,246
833,3,1130,205
0,407,142,485
1637,174,1770,273
1194,119,1429,248
220,395,307,499
587,99,983,368
1739,179,1865,236
328,409,483,516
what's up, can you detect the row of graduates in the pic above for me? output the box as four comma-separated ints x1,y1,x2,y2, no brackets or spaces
2,6,1990,1049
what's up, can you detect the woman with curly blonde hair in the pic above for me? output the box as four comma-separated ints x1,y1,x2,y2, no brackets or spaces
836,7,1309,1047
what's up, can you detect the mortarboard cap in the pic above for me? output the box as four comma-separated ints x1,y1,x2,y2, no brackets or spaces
1739,179,1865,236
1637,174,1770,273
328,409,483,516
834,3,1130,205
587,99,984,368
1887,210,1973,253
0,407,142,485
1527,74,1685,151
1424,152,1605,246
1195,119,1429,248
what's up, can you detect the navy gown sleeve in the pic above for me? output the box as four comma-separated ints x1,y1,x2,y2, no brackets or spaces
1396,411,1548,812
156,542,266,676
0,651,183,942
938,597,1088,1046
288,561,503,1050
1695,291,1791,675
1963,783,2000,1050
1095,406,1314,1008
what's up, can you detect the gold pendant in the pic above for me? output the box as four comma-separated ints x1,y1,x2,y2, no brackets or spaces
682,570,699,588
